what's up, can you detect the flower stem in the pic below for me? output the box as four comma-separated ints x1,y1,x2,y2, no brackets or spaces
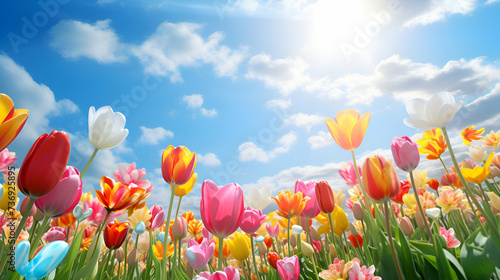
441,126,500,240
351,150,371,206
384,201,404,280
287,218,291,257
175,196,183,221
29,215,51,258
218,236,224,270
409,171,434,244
327,212,338,256
162,184,177,277
250,235,261,280
439,156,450,174
80,148,99,179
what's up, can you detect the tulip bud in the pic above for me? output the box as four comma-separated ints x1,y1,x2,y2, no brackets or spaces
20,197,36,216
315,181,335,213
42,227,66,243
172,217,187,240
391,136,420,172
353,202,364,220
301,241,314,257
428,179,439,191
349,223,357,236
399,217,414,237
127,248,137,267
267,252,280,269
415,210,426,229
490,192,500,213
115,248,124,262
264,236,272,249
329,243,337,258
291,225,303,235
289,234,296,248
135,221,146,235
263,265,269,274
33,209,45,222
258,242,267,255
488,166,500,179
440,173,456,186
425,208,440,219
309,226,321,241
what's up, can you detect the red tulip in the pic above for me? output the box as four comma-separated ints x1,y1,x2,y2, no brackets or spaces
349,233,363,248
362,155,400,202
315,181,335,213
392,181,410,204
428,178,439,191
18,131,71,198
267,252,280,269
104,219,129,249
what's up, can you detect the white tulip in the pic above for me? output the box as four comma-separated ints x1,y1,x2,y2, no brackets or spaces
425,207,441,219
404,92,463,129
243,187,273,210
468,145,487,163
88,106,129,150
291,225,303,235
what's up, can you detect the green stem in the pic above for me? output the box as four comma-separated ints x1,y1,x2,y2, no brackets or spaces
327,212,338,256
287,218,291,257
250,235,261,280
218,236,224,270
441,126,500,240
409,171,434,244
351,150,371,206
384,201,404,280
162,184,177,278
439,156,450,174
175,196,183,221
80,148,99,179
478,183,492,210
29,215,51,258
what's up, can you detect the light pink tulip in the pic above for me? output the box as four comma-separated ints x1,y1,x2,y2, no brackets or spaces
148,205,165,230
339,161,361,187
200,180,244,238
294,180,320,219
391,136,420,172
266,223,279,237
184,234,215,271
348,262,381,280
0,148,16,171
277,256,300,280
83,197,123,226
440,227,461,248
114,162,153,193
197,267,240,280
35,166,82,218
42,227,66,243
172,217,188,241
239,207,267,234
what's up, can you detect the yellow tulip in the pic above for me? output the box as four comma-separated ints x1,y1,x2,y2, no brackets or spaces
227,231,250,261
490,192,500,212
0,183,18,211
461,152,494,184
171,173,197,197
0,94,29,152
316,207,349,237
325,109,370,151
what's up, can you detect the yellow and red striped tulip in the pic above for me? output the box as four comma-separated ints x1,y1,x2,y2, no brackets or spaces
362,155,400,202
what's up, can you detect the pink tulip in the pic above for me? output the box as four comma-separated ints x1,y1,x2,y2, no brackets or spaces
391,136,420,172
339,160,361,187
197,267,240,280
440,227,461,248
42,227,66,243
200,180,244,238
21,197,37,216
184,236,215,271
0,214,9,229
83,197,123,226
148,205,165,230
0,148,16,171
35,166,82,218
266,223,279,237
294,180,320,219
348,262,381,280
172,217,188,241
114,162,153,193
277,256,300,280
239,207,267,234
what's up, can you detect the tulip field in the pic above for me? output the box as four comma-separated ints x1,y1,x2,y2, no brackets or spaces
1,91,500,280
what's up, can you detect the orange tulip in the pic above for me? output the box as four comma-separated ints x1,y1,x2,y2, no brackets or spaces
104,219,129,249
271,190,310,219
161,145,197,186
315,181,335,213
95,176,147,212
56,212,77,228
0,94,29,152
325,109,370,151
461,126,484,146
362,155,400,202
213,237,230,259
416,128,447,160
484,130,500,150
153,241,175,260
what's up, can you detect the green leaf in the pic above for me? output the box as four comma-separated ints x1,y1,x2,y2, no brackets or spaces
461,227,495,280
73,234,103,280
54,229,84,280
432,229,458,280
394,223,421,280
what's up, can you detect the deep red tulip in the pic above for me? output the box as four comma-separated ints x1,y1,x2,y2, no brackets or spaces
267,252,280,269
18,131,71,198
104,220,129,249
349,233,363,248
392,181,410,204
428,178,439,191
315,181,335,213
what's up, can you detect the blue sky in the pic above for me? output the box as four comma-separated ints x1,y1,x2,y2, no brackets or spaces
2,0,500,215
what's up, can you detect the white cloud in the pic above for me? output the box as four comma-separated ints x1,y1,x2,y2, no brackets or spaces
284,113,323,131
131,22,247,82
264,99,292,110
198,153,222,167
238,131,297,162
138,126,174,145
49,19,126,63
308,130,334,149
182,94,204,108
246,53,311,94
403,0,478,27
0,54,79,151
200,108,218,117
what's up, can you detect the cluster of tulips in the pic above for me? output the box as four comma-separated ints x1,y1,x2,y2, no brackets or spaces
1,91,500,280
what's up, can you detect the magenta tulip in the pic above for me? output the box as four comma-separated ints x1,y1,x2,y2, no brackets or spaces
35,166,82,218
200,180,244,238
239,207,267,234
148,205,165,230
42,227,66,243
338,160,361,187
294,180,320,219
184,237,215,271
277,256,300,280
391,136,420,172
